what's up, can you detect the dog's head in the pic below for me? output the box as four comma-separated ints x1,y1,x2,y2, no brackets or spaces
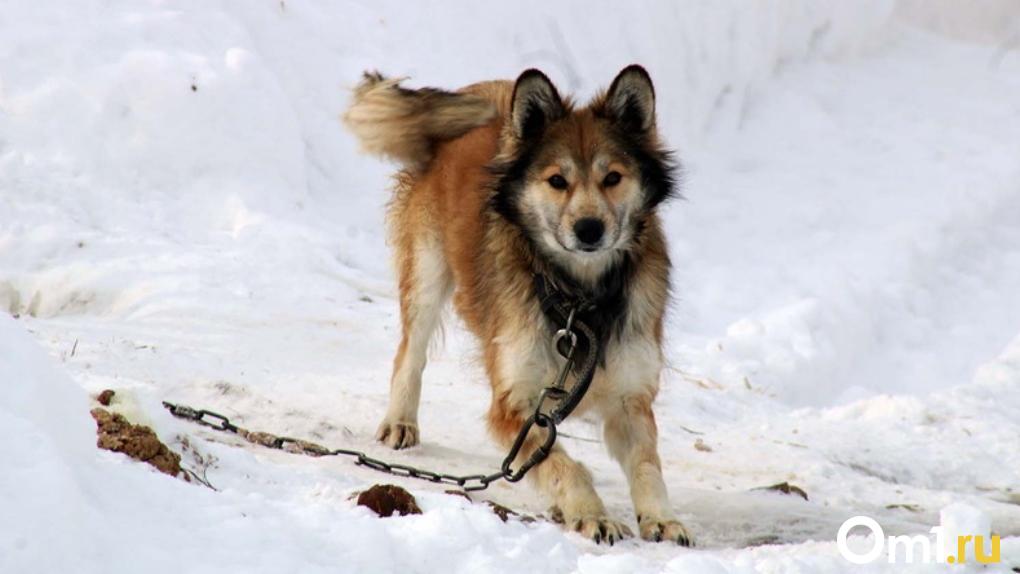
492,65,676,282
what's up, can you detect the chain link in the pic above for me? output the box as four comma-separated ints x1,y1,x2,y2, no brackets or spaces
163,400,515,491
162,301,594,492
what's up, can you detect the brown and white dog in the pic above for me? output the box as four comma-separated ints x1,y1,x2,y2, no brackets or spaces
344,66,690,545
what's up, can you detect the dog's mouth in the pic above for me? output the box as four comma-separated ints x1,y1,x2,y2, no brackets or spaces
542,221,627,263
555,237,619,258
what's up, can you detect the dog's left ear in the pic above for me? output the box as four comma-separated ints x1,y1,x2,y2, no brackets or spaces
604,65,656,133
509,69,565,142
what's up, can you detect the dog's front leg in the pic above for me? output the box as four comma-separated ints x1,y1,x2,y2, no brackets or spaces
602,389,693,546
485,330,632,544
601,335,693,546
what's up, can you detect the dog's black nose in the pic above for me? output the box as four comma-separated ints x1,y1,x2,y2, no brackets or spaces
573,218,605,248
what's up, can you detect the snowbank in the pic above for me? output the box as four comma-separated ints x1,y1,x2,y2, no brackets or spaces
0,313,582,573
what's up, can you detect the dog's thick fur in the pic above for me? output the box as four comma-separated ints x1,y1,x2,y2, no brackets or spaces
344,66,690,545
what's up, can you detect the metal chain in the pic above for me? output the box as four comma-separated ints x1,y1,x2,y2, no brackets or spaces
162,303,596,492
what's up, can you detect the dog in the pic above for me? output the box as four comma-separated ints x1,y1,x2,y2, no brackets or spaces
344,65,690,545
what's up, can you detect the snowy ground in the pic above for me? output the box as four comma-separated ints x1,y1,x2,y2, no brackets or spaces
2,1,1020,572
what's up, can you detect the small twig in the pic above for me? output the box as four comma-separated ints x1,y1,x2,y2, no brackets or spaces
70,339,79,358
182,467,217,491
668,366,723,390
176,435,219,490
557,431,600,444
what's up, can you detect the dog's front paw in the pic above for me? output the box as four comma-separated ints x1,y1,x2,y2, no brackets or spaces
638,516,693,546
375,420,419,449
566,515,633,545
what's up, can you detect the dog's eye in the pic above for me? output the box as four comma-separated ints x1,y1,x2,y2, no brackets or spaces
547,174,569,190
602,171,622,187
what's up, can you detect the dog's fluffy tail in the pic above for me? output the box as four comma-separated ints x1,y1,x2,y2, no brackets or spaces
343,72,496,173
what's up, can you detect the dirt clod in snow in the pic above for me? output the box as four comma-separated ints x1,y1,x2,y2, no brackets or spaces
96,389,115,406
755,481,809,501
444,489,472,501
91,408,181,476
694,438,713,452
886,503,922,512
356,484,422,517
485,500,519,522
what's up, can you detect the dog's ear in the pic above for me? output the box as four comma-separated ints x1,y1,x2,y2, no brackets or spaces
604,65,656,133
510,69,565,141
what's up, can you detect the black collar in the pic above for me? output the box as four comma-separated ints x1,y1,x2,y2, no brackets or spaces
533,273,596,320
533,268,630,365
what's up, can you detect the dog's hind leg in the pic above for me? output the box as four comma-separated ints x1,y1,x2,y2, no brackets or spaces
376,233,452,449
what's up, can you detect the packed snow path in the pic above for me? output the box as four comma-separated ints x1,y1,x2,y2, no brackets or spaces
2,1,1019,572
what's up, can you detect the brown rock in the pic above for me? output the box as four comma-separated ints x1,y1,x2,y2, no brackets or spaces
91,408,181,477
96,389,115,406
356,484,422,517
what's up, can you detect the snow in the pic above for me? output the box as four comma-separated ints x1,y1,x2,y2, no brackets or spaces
937,503,992,562
2,1,1020,572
